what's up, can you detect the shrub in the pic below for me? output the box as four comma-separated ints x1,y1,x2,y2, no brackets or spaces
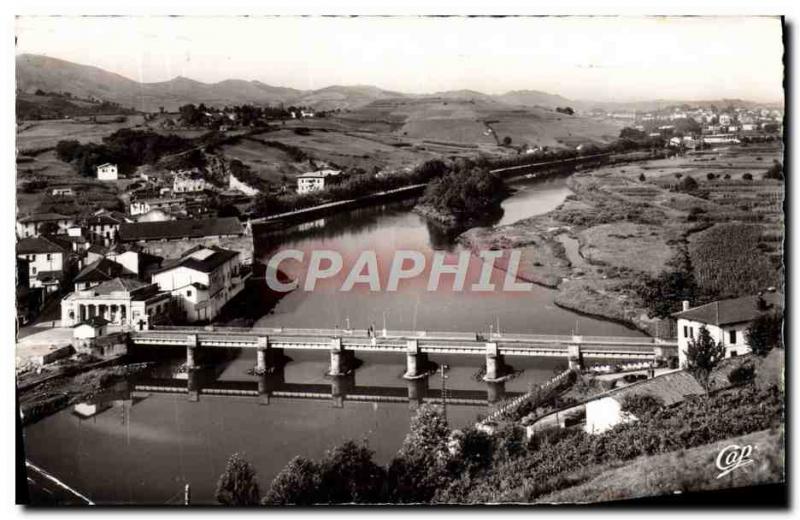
743,173,753,181
620,393,664,417
728,363,756,386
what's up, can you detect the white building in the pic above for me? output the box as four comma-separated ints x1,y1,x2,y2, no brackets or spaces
151,245,250,322
60,277,171,330
173,170,207,193
16,235,73,293
673,293,783,368
96,163,119,181
297,169,343,194
86,211,129,246
129,197,186,217
583,371,704,435
16,213,75,238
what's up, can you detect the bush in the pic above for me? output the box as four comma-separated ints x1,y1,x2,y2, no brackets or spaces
743,173,753,181
728,363,756,386
620,393,664,417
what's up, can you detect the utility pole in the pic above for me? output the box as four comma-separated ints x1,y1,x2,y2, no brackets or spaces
440,364,449,424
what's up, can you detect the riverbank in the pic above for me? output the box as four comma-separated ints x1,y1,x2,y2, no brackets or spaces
17,357,152,426
459,151,736,336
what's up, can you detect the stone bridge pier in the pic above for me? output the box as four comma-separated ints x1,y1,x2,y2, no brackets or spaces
403,339,429,379
187,369,200,402
257,367,285,405
186,334,199,370
331,373,355,408
483,342,508,382
407,376,429,409
486,380,506,404
568,342,584,370
328,338,356,377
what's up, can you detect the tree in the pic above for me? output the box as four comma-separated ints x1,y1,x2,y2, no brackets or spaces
38,221,60,236
742,173,753,181
215,453,261,506
685,326,726,393
55,140,81,162
316,441,385,504
638,173,646,182
502,136,512,146
262,456,320,505
387,405,451,503
746,311,783,356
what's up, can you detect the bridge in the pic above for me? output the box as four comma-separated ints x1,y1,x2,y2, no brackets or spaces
130,326,678,382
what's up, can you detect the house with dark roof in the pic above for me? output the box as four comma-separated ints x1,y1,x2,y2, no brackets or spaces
525,370,705,438
16,235,74,292
16,212,76,238
117,217,243,243
73,258,133,291
151,245,249,322
60,277,171,330
673,292,783,367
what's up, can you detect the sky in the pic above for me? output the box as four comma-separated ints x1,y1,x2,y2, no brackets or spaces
15,16,785,102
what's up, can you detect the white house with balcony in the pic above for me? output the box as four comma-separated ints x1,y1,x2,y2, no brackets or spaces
151,245,250,322
296,169,343,194
96,163,119,181
673,292,783,368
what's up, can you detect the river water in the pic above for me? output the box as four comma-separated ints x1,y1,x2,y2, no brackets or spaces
23,174,643,504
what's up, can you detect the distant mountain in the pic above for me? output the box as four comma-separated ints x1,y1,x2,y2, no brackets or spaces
15,54,781,114
495,89,575,109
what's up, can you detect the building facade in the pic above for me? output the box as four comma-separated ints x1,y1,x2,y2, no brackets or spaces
296,169,343,194
16,235,73,293
60,277,171,330
16,213,76,238
673,293,783,367
96,163,119,181
151,246,249,322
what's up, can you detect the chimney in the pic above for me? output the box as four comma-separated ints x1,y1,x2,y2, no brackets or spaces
681,300,690,311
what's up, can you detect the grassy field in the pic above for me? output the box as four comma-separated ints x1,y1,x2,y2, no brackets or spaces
459,142,785,336
538,428,784,504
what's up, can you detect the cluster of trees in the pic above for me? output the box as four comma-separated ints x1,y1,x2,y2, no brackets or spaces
250,159,450,218
216,367,783,505
555,106,575,115
419,159,507,224
55,129,193,177
177,103,317,129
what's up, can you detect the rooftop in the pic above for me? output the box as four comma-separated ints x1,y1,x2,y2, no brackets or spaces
154,245,240,275
117,217,243,242
74,258,132,284
299,169,342,178
673,292,783,326
17,212,71,224
608,370,705,408
17,235,72,255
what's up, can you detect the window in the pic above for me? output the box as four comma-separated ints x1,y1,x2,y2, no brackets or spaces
31,267,37,275
46,254,52,261
729,330,737,344
187,290,192,297
683,325,688,338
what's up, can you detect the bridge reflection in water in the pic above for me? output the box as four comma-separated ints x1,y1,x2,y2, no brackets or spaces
129,367,514,410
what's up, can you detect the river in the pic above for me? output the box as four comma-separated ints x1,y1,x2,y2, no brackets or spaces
23,173,644,504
